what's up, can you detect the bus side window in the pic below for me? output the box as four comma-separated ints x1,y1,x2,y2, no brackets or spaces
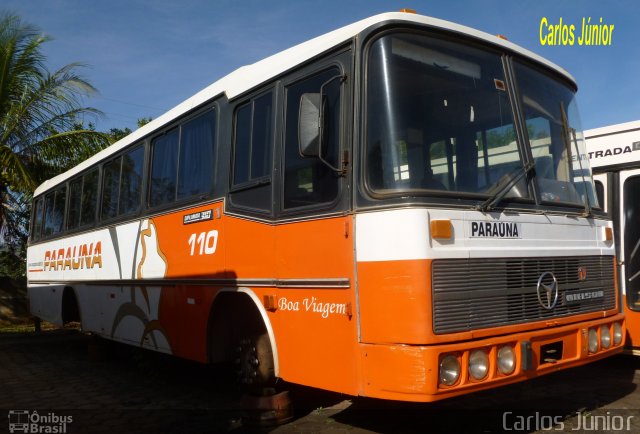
150,129,179,207
32,197,44,241
80,169,99,227
119,146,144,215
67,178,82,230
53,187,66,235
229,91,274,213
178,110,216,199
101,156,122,220
42,187,66,237
42,192,55,237
232,94,273,187
594,180,605,211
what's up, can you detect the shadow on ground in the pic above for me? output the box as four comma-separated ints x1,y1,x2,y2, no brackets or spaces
2,329,639,434
326,355,640,433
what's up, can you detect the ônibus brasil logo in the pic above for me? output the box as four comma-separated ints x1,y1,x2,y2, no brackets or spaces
8,410,73,433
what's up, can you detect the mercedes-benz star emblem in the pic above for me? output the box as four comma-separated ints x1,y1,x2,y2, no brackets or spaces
536,271,559,310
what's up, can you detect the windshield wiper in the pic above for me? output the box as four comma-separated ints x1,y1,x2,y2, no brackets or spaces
475,161,536,213
560,104,593,218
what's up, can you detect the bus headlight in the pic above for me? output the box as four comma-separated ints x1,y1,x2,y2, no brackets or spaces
497,346,516,375
588,328,599,353
613,322,623,345
439,354,461,386
600,325,611,349
469,350,489,380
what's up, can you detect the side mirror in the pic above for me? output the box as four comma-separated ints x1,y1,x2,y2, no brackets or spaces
298,93,321,157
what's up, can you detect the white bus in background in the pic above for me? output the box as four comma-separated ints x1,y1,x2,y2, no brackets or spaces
585,120,640,353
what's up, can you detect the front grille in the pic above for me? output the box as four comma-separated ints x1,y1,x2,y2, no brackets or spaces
432,256,616,334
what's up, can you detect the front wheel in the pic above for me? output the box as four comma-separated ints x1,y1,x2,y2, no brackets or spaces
235,332,275,391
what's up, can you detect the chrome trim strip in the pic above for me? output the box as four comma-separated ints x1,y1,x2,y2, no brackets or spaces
29,277,351,289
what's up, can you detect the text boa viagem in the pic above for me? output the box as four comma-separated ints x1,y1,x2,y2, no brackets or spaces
540,17,614,46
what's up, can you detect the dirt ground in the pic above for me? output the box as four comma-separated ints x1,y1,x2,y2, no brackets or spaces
1,329,640,434
0,278,29,327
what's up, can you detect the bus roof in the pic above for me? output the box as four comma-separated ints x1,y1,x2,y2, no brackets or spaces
585,119,640,139
34,11,576,197
585,120,640,169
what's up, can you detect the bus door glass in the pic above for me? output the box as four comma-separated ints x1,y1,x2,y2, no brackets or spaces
592,173,607,213
621,170,640,311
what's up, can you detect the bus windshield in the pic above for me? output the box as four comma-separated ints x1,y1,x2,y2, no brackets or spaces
365,32,599,209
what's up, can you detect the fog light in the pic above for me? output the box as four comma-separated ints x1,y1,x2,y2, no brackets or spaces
469,350,489,380
439,354,461,386
497,345,516,375
600,325,611,349
613,322,623,345
588,328,599,353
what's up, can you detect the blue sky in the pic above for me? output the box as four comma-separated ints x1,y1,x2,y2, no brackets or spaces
3,0,638,132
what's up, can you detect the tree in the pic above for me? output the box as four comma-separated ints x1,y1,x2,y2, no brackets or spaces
0,12,109,277
106,117,153,144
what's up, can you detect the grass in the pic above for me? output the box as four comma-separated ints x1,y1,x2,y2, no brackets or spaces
0,322,40,333
0,320,77,334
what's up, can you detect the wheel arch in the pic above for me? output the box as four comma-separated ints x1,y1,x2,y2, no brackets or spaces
61,286,81,325
207,287,280,377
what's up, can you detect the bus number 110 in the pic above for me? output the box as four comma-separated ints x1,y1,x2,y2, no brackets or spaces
188,230,219,256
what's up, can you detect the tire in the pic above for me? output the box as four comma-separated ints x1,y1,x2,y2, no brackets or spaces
235,332,275,392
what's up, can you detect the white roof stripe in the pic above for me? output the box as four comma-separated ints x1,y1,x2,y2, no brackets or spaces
585,119,640,138
34,11,575,196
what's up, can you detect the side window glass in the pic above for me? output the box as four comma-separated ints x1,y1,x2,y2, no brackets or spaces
233,92,273,186
150,129,179,207
595,180,605,211
284,68,341,209
251,94,273,180
53,188,66,235
178,111,216,199
80,169,99,227
101,157,122,220
233,104,252,185
228,92,274,214
67,178,82,230
119,146,144,215
32,198,44,241
43,192,55,237
43,188,66,237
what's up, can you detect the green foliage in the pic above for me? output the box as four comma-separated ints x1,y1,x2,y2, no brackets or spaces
107,118,153,144
137,117,152,128
0,11,110,277
108,126,132,143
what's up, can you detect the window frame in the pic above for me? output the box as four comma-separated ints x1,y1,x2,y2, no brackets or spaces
99,143,146,223
360,29,530,203
147,107,218,211
37,186,66,239
509,57,593,211
30,196,44,242
279,62,347,216
78,167,100,230
355,26,600,217
230,89,275,192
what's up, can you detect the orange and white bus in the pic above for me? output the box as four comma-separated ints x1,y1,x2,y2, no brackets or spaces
586,120,640,354
27,11,623,402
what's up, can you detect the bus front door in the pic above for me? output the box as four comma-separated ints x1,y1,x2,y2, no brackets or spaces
620,169,640,352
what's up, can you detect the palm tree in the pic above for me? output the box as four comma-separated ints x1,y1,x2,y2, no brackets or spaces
0,12,109,271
